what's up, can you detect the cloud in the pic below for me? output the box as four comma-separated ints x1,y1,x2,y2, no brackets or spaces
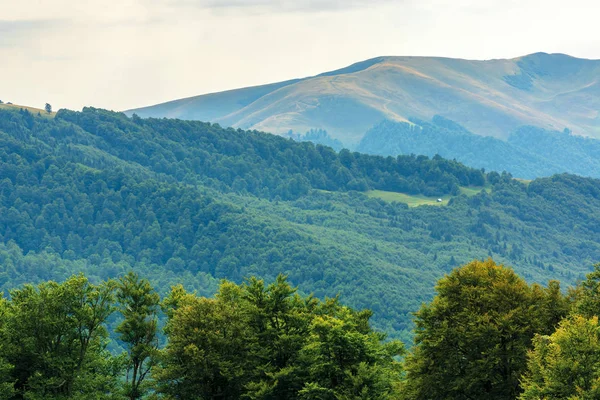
0,19,62,33
0,19,67,47
163,0,395,12
2,0,600,113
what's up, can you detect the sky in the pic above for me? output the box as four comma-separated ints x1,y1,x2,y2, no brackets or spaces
2,0,599,111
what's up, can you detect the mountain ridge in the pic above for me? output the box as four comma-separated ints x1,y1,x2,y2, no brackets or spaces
126,52,600,144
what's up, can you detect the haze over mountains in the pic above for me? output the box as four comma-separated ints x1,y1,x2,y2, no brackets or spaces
358,118,600,179
128,52,600,146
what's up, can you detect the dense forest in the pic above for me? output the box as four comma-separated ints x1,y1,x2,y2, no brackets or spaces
358,117,600,179
2,259,600,399
1,107,600,345
55,108,485,198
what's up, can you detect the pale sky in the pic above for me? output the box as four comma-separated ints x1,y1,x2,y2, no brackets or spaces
2,0,599,111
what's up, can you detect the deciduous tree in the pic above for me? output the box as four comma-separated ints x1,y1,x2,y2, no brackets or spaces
520,315,600,399
403,259,568,400
116,272,160,400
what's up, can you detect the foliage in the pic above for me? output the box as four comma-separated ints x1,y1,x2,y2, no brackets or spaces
0,107,600,345
520,316,600,400
0,275,121,399
402,259,570,400
155,275,403,400
57,107,485,198
508,126,600,180
116,272,160,400
284,129,344,152
572,263,600,318
0,257,596,399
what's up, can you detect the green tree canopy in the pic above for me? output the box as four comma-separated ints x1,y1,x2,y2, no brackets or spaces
116,272,160,400
573,263,600,318
155,275,403,400
520,315,600,400
402,259,569,400
1,275,120,399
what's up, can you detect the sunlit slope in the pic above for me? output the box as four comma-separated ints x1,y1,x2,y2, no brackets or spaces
128,79,300,122
0,103,56,118
127,52,600,144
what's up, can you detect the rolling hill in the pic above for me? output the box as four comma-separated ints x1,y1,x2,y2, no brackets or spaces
127,53,600,145
2,106,600,343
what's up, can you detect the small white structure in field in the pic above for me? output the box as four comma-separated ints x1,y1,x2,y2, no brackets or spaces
437,198,443,202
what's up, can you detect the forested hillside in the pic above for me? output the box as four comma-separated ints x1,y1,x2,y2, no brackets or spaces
358,117,600,179
1,107,600,343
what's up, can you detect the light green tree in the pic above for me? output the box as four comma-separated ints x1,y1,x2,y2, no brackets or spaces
116,272,160,400
2,275,119,399
520,315,600,400
0,297,15,400
402,259,569,400
155,275,403,400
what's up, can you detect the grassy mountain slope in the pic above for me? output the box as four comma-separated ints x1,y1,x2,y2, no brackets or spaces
128,79,300,123
0,103,56,118
127,53,600,144
1,107,600,343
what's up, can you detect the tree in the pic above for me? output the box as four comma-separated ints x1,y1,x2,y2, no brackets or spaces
517,263,600,399
242,275,320,399
116,272,160,400
0,297,15,399
156,276,404,400
574,263,600,318
295,302,404,400
155,282,255,399
402,259,569,400
2,275,118,399
45,103,52,113
520,315,600,399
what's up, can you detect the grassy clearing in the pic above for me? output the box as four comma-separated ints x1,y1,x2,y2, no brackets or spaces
367,185,491,207
366,190,449,207
0,103,56,118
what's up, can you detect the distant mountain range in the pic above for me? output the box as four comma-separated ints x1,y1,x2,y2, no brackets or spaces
358,117,600,179
127,52,600,146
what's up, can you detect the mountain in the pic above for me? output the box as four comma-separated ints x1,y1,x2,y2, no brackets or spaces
2,107,600,343
127,53,600,145
358,117,600,179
